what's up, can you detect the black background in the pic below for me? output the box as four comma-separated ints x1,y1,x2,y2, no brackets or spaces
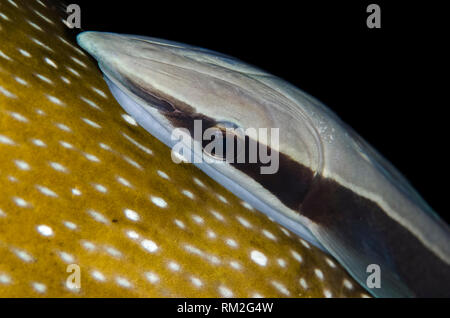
70,0,448,223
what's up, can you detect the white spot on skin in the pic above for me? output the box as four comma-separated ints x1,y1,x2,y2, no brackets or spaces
314,269,324,280
81,240,96,251
141,239,158,253
80,96,101,110
343,279,354,290
58,251,75,263
82,118,101,129
105,246,122,258
326,258,337,268
174,219,185,229
67,67,81,77
71,188,81,196
190,277,203,287
8,176,18,183
271,281,290,296
34,9,54,24
122,133,153,155
35,73,53,84
117,176,132,188
36,0,47,7
61,76,70,84
59,141,73,149
37,225,53,237
13,197,30,208
31,138,46,147
225,238,238,248
0,135,15,145
44,57,57,68
262,230,277,241
300,239,310,248
0,85,16,98
192,215,204,224
207,230,216,239
13,249,34,263
277,259,286,268
115,277,132,288
236,216,252,228
0,273,11,285
99,143,111,151
217,194,228,204
145,272,159,284
92,87,107,98
157,170,169,180
71,56,87,68
91,270,106,282
218,286,233,298
87,209,109,224
15,77,28,86
18,48,31,57
122,114,137,126
0,50,12,61
84,153,100,162
124,209,140,222
241,201,254,210
251,250,268,266
27,20,43,31
324,290,333,298
93,184,107,193
14,160,30,170
291,250,303,263
49,162,67,173
55,123,71,132
299,278,308,289
9,112,28,122
229,261,241,270
150,196,167,208
7,0,18,8
210,210,225,222
31,282,47,294
168,261,180,272
47,95,64,106
63,221,77,230
126,230,140,240
36,185,58,197
122,156,142,170
181,190,194,199
193,177,206,188
0,13,10,22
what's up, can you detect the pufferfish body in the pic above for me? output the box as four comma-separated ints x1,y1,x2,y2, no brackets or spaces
0,0,368,297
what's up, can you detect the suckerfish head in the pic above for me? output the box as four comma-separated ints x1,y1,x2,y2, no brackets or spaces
78,31,450,297
0,0,368,298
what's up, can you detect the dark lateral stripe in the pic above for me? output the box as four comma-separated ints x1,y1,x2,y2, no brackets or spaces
121,73,315,210
164,110,315,211
123,78,450,296
301,176,450,297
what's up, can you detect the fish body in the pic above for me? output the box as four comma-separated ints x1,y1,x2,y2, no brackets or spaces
0,0,366,298
77,31,450,297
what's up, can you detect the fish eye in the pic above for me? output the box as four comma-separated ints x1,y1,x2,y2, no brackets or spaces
215,121,241,130
202,121,244,162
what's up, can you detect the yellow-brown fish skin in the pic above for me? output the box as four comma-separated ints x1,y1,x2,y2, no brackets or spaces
0,0,369,298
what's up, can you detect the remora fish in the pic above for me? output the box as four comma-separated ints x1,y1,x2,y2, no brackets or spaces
77,31,450,297
0,0,367,298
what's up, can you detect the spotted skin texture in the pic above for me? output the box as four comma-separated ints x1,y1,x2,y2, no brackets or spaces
0,0,369,298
